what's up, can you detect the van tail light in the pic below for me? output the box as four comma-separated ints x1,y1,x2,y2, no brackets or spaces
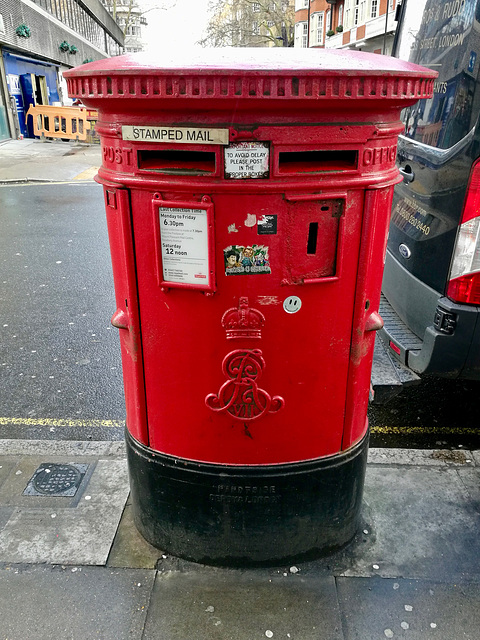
447,161,480,304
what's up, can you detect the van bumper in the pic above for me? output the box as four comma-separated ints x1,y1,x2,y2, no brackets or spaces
379,250,480,380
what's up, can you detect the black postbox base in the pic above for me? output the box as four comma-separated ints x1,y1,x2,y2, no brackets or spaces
125,429,369,566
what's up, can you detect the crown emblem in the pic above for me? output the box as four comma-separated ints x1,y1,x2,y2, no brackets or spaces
221,297,265,340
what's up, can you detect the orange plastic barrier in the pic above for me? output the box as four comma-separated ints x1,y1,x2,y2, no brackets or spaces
85,108,100,144
25,105,95,141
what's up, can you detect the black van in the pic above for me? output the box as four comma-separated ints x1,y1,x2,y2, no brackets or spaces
373,0,480,401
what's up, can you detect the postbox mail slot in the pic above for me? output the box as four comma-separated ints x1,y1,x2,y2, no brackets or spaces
278,150,358,174
138,149,216,175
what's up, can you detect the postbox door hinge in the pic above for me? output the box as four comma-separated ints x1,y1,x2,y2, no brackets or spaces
111,308,129,330
364,311,384,333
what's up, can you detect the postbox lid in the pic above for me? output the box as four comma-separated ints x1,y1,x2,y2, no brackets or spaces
66,47,434,76
65,48,436,106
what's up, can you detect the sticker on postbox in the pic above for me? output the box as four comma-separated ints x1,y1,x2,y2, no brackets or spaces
224,244,271,275
159,207,210,285
257,215,277,235
224,142,269,179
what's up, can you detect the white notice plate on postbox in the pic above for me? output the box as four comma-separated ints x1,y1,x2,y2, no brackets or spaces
224,142,269,179
122,126,229,145
159,207,209,286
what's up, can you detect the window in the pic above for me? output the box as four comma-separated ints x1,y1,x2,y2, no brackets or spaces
310,12,324,46
338,4,343,27
353,0,360,27
295,21,308,47
360,0,366,22
253,2,261,12
348,0,367,25
295,0,309,10
252,21,260,35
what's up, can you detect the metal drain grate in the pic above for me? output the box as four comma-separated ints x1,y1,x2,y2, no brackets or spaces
23,463,89,497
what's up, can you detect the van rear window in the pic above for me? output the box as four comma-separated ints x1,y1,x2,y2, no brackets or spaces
399,0,480,150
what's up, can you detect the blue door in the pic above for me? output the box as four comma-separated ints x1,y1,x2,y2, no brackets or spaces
20,74,36,138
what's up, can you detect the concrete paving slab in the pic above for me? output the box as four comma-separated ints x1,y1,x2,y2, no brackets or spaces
0,564,155,640
0,139,101,183
144,569,343,640
0,459,129,565
457,466,480,512
0,439,126,456
335,466,480,582
368,447,475,466
471,450,480,466
0,507,14,531
0,455,96,508
337,576,480,640
107,499,165,570
0,457,19,491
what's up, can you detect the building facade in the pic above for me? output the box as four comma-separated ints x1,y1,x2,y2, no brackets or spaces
0,0,124,141
294,0,397,54
101,0,148,53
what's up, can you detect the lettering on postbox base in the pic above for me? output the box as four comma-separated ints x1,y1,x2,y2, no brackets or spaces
209,485,281,504
122,126,229,145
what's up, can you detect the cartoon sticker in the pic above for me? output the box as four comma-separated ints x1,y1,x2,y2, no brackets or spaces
224,244,271,276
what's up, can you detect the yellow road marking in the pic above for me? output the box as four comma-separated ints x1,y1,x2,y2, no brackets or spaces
0,418,124,428
371,425,479,436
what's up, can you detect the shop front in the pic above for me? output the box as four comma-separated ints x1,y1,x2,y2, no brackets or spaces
2,50,60,139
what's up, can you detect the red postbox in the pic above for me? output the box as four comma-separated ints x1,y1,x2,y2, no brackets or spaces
65,49,435,564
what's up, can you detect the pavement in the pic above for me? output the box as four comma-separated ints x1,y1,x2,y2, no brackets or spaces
1,138,480,639
0,138,101,183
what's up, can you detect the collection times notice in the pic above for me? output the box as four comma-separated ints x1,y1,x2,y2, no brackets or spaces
159,207,209,285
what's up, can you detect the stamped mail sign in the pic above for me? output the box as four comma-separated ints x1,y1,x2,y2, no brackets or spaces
122,125,229,144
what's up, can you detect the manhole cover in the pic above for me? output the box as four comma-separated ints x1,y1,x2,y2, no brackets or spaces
23,463,89,497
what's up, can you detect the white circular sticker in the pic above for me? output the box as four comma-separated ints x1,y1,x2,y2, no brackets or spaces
283,296,302,314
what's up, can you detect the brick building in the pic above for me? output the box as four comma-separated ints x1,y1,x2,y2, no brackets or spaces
294,0,398,54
